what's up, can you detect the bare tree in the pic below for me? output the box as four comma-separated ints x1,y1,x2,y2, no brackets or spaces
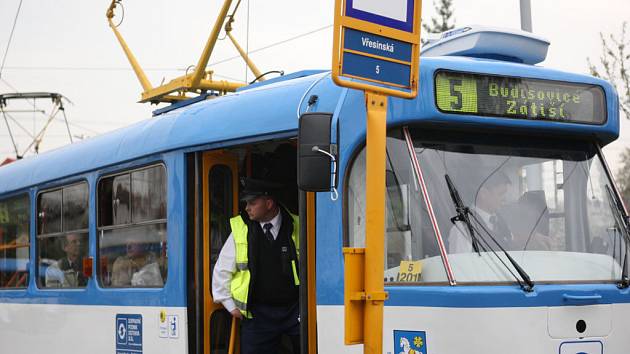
589,23,630,203
423,0,455,33
421,0,456,44
588,22,630,119
616,148,630,206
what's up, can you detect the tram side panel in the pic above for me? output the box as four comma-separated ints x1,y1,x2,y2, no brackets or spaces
0,303,188,354
0,152,189,354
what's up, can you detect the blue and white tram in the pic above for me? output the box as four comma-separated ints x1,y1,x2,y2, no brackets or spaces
0,28,628,354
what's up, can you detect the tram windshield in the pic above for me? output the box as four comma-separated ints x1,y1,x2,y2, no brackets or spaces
347,128,628,285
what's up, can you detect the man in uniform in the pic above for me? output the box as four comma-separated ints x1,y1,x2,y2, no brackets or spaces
212,178,300,354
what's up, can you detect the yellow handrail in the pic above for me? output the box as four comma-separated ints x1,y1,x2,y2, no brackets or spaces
0,242,29,251
228,316,238,354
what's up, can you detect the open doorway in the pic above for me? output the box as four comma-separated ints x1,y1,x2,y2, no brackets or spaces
200,139,300,354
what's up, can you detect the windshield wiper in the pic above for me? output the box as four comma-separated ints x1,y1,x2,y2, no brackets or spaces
445,174,535,292
445,174,482,254
605,185,630,289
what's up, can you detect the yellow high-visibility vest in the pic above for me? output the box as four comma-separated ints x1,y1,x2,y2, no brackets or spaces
229,212,299,317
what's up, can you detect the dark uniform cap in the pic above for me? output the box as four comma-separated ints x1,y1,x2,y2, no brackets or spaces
240,178,283,202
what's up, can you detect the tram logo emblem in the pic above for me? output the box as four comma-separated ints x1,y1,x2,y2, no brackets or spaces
117,321,127,343
394,330,426,354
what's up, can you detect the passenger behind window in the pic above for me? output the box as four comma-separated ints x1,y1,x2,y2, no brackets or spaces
111,240,163,287
506,190,551,251
45,233,87,288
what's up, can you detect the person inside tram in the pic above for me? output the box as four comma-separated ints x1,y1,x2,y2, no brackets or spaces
509,190,552,251
212,177,300,354
448,171,514,253
45,233,87,288
111,239,163,287
448,171,551,253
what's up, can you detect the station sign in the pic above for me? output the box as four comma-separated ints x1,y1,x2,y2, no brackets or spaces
332,0,422,98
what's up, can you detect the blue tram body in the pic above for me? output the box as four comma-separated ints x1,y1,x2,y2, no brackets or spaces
0,48,627,354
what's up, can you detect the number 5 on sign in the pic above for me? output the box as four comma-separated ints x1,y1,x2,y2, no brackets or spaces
332,0,422,98
397,260,422,282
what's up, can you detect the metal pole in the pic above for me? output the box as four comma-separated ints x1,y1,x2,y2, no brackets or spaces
364,91,388,354
299,189,309,354
520,0,533,32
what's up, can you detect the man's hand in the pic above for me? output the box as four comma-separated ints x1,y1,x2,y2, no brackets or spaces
230,309,243,319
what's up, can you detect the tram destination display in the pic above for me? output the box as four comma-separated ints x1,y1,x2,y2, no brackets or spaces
435,70,606,124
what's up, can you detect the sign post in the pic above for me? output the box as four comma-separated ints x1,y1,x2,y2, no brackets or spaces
332,0,421,98
333,1,421,353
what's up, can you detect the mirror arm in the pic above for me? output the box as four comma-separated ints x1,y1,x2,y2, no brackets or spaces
312,146,338,200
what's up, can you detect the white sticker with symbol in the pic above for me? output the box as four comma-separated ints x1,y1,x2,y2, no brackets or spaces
168,315,179,339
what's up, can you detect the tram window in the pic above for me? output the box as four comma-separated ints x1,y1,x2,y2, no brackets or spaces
112,174,131,225
347,137,448,284
38,189,62,234
97,165,167,288
0,194,30,289
63,183,89,232
37,182,89,289
132,167,166,223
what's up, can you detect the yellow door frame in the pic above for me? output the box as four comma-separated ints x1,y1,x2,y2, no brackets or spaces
201,150,239,354
200,148,317,354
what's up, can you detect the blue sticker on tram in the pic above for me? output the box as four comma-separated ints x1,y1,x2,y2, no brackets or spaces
558,340,603,354
116,314,143,354
393,330,427,354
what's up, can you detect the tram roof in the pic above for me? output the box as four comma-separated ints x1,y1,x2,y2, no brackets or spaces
0,56,620,196
0,71,340,195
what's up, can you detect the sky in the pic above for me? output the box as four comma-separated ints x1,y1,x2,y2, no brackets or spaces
0,0,629,170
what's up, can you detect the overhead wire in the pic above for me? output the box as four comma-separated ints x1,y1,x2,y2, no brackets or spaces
1,66,246,82
0,24,333,74
3,66,194,71
208,24,332,68
1,13,332,154
0,0,23,79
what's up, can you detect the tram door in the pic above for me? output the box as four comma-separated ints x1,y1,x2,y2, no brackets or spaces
202,150,239,354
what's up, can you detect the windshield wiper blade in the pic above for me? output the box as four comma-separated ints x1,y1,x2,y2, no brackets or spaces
605,185,630,288
445,174,481,253
468,212,535,292
444,174,534,291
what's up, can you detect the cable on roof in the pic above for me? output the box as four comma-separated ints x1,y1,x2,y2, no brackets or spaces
249,70,284,84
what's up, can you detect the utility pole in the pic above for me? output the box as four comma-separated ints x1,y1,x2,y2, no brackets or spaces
520,0,533,32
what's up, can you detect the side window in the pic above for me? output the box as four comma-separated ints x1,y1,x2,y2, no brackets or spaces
37,182,89,289
98,165,167,288
0,194,30,288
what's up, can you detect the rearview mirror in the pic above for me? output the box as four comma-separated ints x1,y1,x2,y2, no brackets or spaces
298,113,335,192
